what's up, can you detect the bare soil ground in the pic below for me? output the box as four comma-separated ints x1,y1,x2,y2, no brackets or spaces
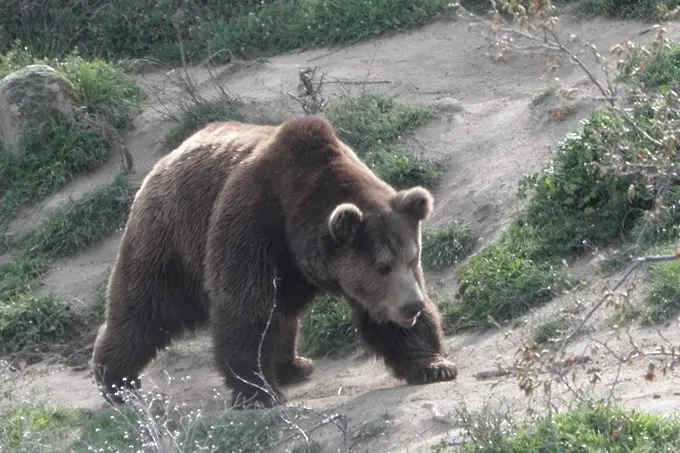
3,14,680,453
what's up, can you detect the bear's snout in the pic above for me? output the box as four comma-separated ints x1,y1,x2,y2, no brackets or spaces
401,300,424,319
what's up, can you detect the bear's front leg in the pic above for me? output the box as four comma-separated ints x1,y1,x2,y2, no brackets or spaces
212,319,284,409
350,299,458,385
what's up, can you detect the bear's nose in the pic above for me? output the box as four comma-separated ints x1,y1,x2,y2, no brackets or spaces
401,300,424,318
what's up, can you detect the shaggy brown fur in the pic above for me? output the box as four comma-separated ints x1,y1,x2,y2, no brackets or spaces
91,115,457,408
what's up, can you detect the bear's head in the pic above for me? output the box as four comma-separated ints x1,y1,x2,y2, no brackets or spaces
327,186,434,328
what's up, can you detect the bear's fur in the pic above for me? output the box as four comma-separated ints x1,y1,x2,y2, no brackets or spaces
91,115,457,408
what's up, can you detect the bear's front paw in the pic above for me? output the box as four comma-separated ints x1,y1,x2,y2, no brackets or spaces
276,356,315,386
406,358,458,385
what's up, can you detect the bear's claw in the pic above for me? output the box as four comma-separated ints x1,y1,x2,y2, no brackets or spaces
276,356,315,386
407,358,458,385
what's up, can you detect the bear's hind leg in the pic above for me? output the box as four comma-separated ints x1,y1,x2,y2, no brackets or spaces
274,313,314,387
212,315,285,409
350,299,458,385
92,314,180,405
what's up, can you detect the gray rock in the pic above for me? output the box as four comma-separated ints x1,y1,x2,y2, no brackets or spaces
0,64,79,153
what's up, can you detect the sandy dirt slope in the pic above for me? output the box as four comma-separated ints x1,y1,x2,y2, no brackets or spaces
4,14,680,453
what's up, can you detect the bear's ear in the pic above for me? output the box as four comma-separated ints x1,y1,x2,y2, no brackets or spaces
392,187,434,222
328,203,364,243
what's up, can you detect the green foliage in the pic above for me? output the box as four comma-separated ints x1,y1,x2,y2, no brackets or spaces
0,292,78,354
421,221,476,270
450,225,570,330
299,295,359,358
0,404,83,451
0,120,109,222
1,0,449,63
518,111,650,260
578,0,679,21
448,402,680,453
0,49,144,129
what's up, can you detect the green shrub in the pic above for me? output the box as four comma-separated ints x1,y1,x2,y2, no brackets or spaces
452,225,570,330
422,221,476,270
299,295,359,358
0,292,77,354
0,120,109,222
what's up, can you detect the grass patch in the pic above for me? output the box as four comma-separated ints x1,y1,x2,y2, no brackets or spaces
422,221,476,270
0,404,83,451
299,295,358,358
577,0,679,21
619,40,680,91
1,0,450,64
532,316,572,346
640,253,680,325
0,121,108,223
325,92,436,152
0,177,133,354
438,402,680,452
19,175,132,260
163,97,248,151
325,91,443,190
72,404,281,453
0,49,144,130
0,292,78,355
444,225,571,331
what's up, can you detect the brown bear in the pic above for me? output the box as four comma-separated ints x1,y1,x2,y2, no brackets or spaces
91,114,457,408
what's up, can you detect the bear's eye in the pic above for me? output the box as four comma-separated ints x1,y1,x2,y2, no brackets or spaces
377,264,392,276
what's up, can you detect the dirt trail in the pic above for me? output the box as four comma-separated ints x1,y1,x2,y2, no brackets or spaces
4,14,680,453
